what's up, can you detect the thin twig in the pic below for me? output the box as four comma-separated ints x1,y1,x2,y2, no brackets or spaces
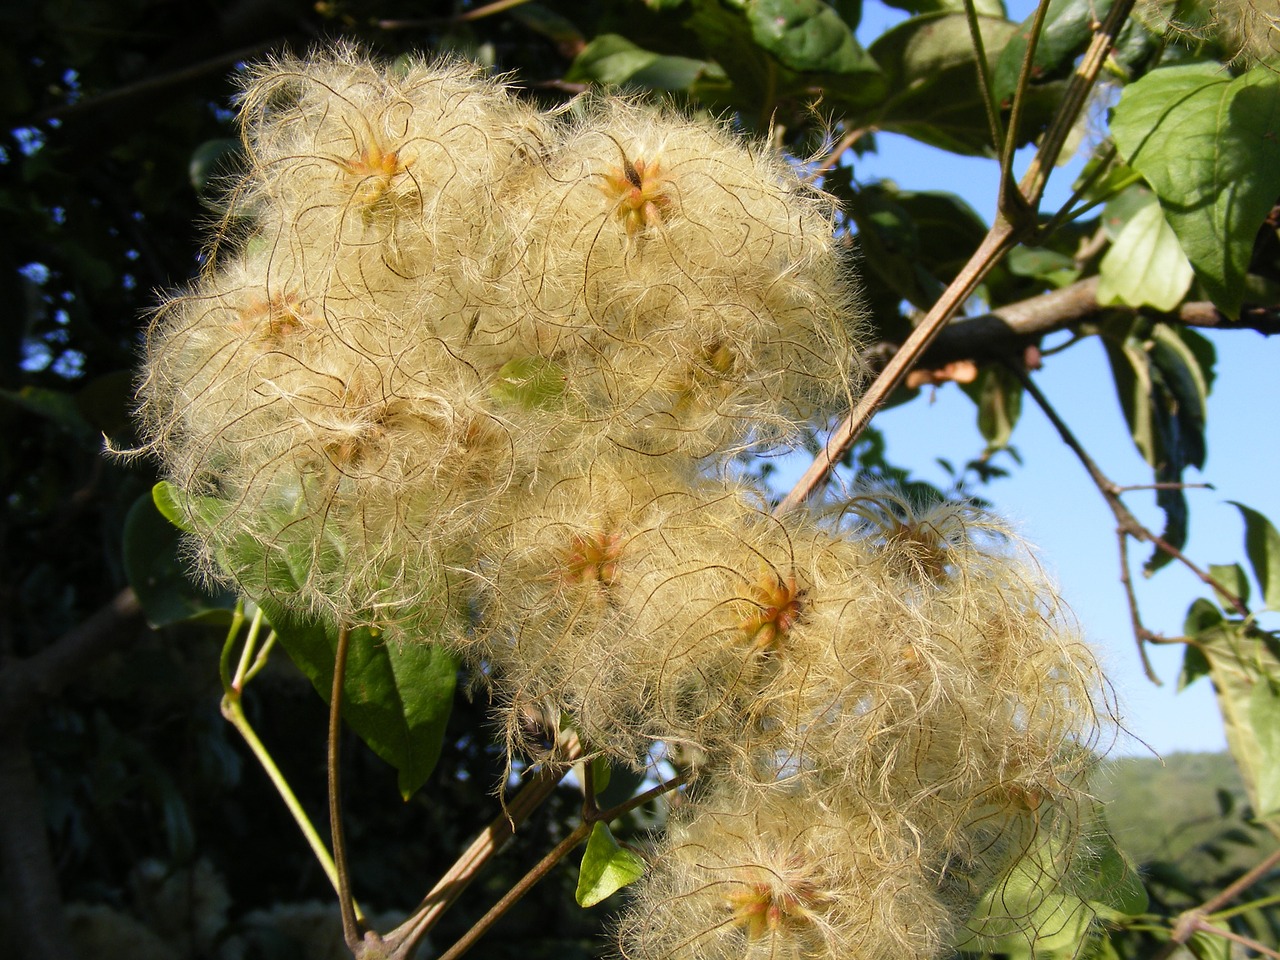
998,0,1052,223
962,0,1005,157
1018,0,1139,208
1118,531,1162,683
1150,847,1280,960
436,772,690,960
1200,846,1280,917
328,625,361,949
383,735,585,959
1016,369,1250,661
777,222,1018,513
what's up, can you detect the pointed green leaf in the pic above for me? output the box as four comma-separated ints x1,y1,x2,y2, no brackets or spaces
1195,620,1280,820
1208,563,1249,610
728,0,880,76
883,0,1004,14
123,493,235,628
1111,63,1280,319
961,364,1023,451
577,821,645,907
1179,644,1212,691
1250,678,1280,820
152,480,230,535
869,13,1024,154
257,598,458,800
1097,202,1194,312
1228,502,1280,609
153,481,194,533
959,821,1140,957
565,34,714,91
683,0,884,118
1188,926,1233,960
1099,320,1207,573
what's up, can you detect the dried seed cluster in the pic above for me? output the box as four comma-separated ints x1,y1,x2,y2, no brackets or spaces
132,46,1113,960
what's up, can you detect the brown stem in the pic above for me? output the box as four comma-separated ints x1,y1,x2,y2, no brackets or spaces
1150,847,1280,960
435,772,689,960
328,625,361,951
998,0,1052,224
1018,0,1139,208
913,278,1278,373
1118,530,1162,683
808,125,875,182
382,735,585,959
1016,370,1250,648
777,222,1018,513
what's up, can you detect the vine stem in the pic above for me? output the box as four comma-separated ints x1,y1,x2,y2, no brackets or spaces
435,772,689,960
329,624,361,950
221,695,348,905
1149,846,1280,960
776,222,1017,513
216,606,358,918
779,0,1140,512
382,734,585,959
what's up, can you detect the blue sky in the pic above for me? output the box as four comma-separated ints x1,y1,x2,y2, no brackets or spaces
808,1,1280,757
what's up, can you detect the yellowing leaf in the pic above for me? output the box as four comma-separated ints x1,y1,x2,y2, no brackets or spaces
1097,202,1194,312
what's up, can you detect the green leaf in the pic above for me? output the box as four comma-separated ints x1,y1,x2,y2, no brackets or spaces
959,822,1138,957
1096,201,1194,312
1084,826,1149,921
1110,63,1280,319
1195,620,1280,820
258,599,458,800
1180,644,1213,690
1100,183,1156,242
740,0,877,73
683,0,884,118
1229,502,1280,609
1208,563,1250,610
576,821,645,907
961,364,1023,450
1099,319,1210,573
123,494,235,628
843,184,987,309
868,13,1024,155
993,0,1116,104
153,480,194,533
491,357,567,410
565,34,714,91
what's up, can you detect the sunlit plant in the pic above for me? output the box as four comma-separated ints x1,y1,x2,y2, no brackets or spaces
129,42,1125,960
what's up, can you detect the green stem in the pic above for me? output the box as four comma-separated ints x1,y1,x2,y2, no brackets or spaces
999,0,1052,219
961,0,1005,158
1212,889,1280,920
231,606,265,692
219,693,348,905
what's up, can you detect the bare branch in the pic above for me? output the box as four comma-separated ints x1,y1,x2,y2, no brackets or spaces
914,277,1279,372
0,588,143,728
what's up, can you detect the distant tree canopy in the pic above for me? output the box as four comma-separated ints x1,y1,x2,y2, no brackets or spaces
1,2,1278,960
